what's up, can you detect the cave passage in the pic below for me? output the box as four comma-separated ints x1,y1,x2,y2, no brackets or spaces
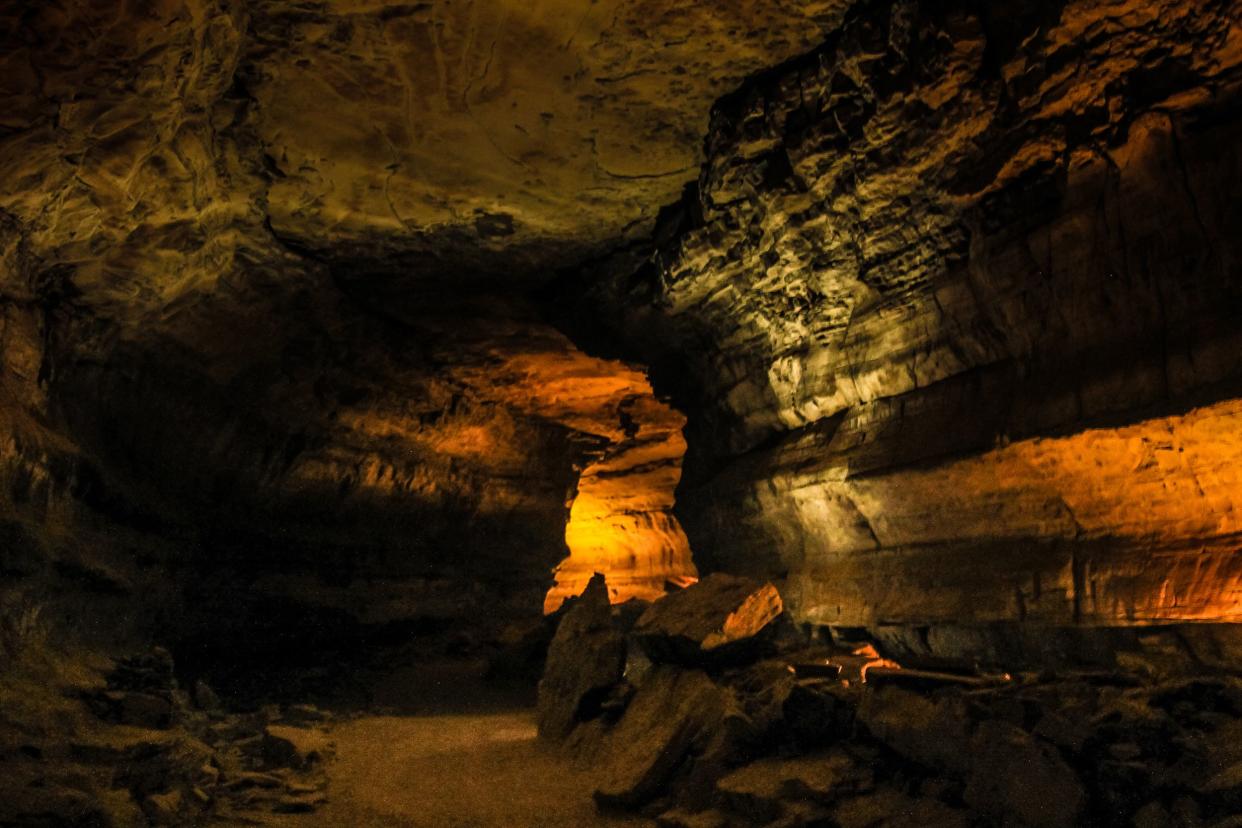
4,1,1242,827
546,376,699,614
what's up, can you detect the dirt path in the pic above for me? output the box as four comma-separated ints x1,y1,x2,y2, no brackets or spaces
271,662,651,828
283,712,646,828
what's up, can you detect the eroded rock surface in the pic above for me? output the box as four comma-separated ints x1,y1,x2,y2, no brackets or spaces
632,574,787,666
571,0,1242,632
537,573,626,738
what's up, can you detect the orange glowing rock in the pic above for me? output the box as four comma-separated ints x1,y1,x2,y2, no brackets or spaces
703,583,784,651
330,310,699,615
632,574,785,665
852,643,902,683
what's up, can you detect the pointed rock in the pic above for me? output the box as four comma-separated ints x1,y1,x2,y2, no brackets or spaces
537,572,627,739
632,574,787,666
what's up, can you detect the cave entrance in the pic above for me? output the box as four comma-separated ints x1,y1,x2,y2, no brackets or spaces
542,394,698,613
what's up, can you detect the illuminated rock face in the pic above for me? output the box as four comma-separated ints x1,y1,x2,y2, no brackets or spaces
578,0,1242,630
550,396,695,613
2,0,1241,651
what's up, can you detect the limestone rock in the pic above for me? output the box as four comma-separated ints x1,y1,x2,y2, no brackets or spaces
715,750,863,821
537,573,627,739
632,574,786,666
593,665,737,810
573,0,1242,638
856,686,974,777
963,720,1086,828
141,789,183,825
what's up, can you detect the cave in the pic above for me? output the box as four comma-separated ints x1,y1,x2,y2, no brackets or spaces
2,1,1242,826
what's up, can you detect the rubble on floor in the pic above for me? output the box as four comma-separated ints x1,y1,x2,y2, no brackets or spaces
542,574,1242,827
0,646,336,826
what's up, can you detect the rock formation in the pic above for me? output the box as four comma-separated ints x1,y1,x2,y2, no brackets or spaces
568,0,1242,648
3,0,1242,823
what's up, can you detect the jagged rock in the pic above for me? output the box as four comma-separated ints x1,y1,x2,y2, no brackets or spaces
593,665,740,810
715,750,863,822
632,574,787,666
537,573,627,739
111,736,217,802
141,789,183,825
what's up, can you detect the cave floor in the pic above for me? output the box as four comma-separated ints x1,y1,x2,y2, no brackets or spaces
270,660,651,828
291,711,650,828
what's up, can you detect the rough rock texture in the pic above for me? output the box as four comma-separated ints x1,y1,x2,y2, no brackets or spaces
537,573,626,738
0,0,836,654
246,0,854,277
0,0,854,289
1,647,336,827
632,574,787,665
571,0,1242,633
539,585,1242,827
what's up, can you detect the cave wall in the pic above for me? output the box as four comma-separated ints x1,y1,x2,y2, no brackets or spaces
1,0,743,653
573,0,1242,632
5,0,1242,666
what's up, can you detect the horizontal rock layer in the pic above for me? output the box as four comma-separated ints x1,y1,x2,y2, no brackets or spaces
572,0,1242,628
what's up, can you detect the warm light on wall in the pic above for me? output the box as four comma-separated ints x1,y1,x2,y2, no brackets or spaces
545,480,697,613
781,397,1242,627
544,427,698,613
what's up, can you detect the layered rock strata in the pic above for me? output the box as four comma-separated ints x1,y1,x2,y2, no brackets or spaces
572,0,1242,633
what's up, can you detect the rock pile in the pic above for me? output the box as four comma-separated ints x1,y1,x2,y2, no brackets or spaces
2,647,336,827
541,577,1242,827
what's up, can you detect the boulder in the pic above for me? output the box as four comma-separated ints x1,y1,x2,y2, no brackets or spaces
537,573,627,739
261,725,333,769
963,720,1086,828
715,750,862,822
856,686,974,777
593,665,738,810
632,574,786,666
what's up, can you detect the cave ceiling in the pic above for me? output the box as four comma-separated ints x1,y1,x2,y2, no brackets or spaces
1,0,852,305
3,0,850,611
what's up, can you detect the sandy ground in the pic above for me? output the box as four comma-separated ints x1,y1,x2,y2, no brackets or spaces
273,661,652,828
